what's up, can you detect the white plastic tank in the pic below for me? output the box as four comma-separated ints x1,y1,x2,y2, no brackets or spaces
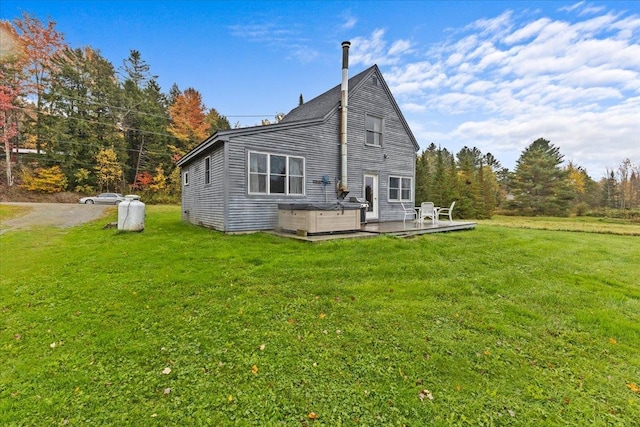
117,195,145,231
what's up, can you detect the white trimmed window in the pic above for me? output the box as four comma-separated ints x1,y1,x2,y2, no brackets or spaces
183,171,189,186
204,157,211,184
365,114,383,146
389,176,412,201
248,151,305,195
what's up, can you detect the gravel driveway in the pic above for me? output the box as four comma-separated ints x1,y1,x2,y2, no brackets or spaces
0,202,114,234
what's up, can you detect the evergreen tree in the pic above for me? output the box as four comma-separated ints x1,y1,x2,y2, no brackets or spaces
120,50,157,184
205,107,231,135
509,138,573,216
42,47,122,189
455,147,482,218
601,170,619,208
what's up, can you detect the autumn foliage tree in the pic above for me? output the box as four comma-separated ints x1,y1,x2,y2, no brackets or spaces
95,148,122,192
12,12,66,153
1,68,20,187
168,87,209,157
1,21,25,187
20,165,67,192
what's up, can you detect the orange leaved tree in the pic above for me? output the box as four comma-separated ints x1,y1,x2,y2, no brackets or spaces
167,88,209,160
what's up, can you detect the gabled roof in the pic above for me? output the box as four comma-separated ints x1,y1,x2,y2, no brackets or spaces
178,64,418,167
280,64,418,150
279,65,376,123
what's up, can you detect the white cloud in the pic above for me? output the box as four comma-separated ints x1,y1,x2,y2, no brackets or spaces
559,1,586,13
341,15,357,30
350,29,413,66
401,103,427,113
388,39,412,56
373,4,640,175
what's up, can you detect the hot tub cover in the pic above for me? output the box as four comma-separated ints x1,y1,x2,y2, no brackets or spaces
278,202,362,211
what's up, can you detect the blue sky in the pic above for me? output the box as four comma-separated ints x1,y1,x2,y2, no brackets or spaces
2,0,639,177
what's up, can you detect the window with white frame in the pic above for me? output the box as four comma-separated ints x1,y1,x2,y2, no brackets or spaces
183,171,189,185
204,157,211,184
389,176,412,201
248,151,304,195
365,114,383,146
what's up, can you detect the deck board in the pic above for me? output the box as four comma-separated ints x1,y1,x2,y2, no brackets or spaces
270,220,476,241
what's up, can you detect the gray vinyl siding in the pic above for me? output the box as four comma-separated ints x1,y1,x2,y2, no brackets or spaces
346,70,417,222
179,67,417,231
181,144,225,230
225,118,341,232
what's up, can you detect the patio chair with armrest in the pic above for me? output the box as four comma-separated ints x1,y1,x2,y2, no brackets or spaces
419,202,437,225
400,202,417,222
436,201,456,222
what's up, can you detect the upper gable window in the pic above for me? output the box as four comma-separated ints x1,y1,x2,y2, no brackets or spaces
248,151,305,196
365,115,383,146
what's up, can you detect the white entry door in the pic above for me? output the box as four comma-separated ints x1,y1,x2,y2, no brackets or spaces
364,174,378,221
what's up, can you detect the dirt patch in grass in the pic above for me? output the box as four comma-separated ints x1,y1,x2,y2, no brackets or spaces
0,202,114,234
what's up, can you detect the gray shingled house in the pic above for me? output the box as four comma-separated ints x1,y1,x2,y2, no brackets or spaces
177,43,419,233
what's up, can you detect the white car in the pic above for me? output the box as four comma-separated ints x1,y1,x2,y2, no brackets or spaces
79,193,126,205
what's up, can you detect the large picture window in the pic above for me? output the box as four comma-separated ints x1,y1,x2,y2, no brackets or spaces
248,151,304,195
389,176,412,201
365,115,383,146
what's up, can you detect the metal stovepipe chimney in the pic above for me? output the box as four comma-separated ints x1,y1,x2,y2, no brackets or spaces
338,41,351,199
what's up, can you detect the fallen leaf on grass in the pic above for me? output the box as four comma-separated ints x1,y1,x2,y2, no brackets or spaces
162,367,171,375
308,412,318,419
228,394,234,403
50,342,56,349
627,383,640,394
14,334,21,340
418,389,433,401
252,365,258,375
259,344,266,351
608,337,617,345
163,387,171,395
319,313,326,319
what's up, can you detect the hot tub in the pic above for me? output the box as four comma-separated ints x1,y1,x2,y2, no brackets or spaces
278,203,362,234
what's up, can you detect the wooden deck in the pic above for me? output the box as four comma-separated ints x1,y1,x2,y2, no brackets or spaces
271,220,476,242
363,220,476,236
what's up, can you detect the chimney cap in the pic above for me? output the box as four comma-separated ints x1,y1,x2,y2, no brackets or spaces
342,41,351,47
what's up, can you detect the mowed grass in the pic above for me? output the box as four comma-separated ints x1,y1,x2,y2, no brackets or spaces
1,206,639,426
477,215,640,236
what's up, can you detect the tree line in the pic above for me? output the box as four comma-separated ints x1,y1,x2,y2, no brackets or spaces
2,13,637,216
1,13,230,201
417,138,639,218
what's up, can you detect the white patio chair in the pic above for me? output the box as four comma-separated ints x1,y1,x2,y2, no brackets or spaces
400,202,417,222
436,201,456,222
419,202,437,225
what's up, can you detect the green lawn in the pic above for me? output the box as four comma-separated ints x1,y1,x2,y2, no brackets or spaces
477,215,640,236
1,206,639,426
